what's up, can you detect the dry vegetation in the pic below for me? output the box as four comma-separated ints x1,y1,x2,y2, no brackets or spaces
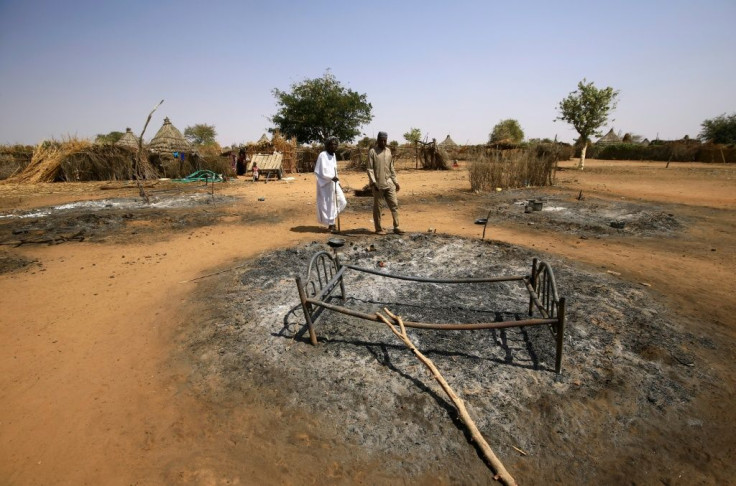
469,148,557,191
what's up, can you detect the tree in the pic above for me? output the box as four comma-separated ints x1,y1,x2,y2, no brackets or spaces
403,128,422,144
699,113,736,144
556,79,619,169
184,124,217,145
95,131,124,144
489,119,524,144
403,127,422,168
270,71,373,144
357,136,374,149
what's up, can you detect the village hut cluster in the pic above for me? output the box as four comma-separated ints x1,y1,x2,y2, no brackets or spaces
1,118,302,183
2,122,732,185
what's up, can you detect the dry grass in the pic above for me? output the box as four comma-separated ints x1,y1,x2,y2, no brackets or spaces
469,149,557,192
3,138,163,183
0,145,34,180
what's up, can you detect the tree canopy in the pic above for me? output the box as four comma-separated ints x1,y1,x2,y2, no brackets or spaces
270,71,373,144
95,131,124,144
699,113,736,144
489,119,524,144
403,128,422,144
556,79,619,169
184,124,217,145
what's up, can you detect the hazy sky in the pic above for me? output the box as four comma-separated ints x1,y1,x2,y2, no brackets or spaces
1,0,734,146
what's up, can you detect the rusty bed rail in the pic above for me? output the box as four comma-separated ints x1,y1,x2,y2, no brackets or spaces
295,253,567,373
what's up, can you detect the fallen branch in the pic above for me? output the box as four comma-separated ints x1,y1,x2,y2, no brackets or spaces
376,308,518,486
179,262,249,284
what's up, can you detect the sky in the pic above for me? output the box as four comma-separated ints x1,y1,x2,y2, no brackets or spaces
1,0,734,146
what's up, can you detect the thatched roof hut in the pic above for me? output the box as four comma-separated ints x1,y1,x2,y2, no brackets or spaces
596,128,621,145
115,128,139,151
257,133,270,144
439,134,457,148
149,117,191,153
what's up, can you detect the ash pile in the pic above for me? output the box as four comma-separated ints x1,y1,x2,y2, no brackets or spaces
186,234,707,483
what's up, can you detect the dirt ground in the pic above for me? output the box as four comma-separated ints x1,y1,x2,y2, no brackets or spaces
0,159,734,485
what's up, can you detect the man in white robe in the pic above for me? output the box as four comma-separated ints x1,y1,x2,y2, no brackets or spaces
314,137,347,233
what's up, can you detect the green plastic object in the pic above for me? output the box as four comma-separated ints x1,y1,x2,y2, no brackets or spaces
173,170,224,183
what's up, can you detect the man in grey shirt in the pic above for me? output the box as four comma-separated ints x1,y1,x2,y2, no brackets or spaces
367,132,403,234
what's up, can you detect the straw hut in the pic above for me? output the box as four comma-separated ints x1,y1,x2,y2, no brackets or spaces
115,128,139,151
439,134,457,148
148,117,191,153
596,128,621,145
256,133,270,144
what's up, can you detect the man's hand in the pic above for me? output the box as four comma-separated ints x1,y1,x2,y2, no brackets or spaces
332,176,339,182
395,182,401,192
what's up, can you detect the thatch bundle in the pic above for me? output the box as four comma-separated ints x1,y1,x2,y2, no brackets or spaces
6,139,138,183
270,132,297,173
148,117,191,153
0,144,35,180
418,139,450,170
245,132,297,173
296,146,321,173
469,149,557,191
115,128,139,151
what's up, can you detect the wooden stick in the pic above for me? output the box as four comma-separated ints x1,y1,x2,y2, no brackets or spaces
377,308,518,486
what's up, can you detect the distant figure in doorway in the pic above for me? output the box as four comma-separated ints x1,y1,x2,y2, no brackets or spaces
314,136,346,233
367,132,402,234
236,148,246,176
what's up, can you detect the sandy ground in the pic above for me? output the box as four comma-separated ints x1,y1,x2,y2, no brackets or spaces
0,159,734,485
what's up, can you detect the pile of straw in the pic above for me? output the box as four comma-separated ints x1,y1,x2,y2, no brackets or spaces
419,140,450,170
245,132,297,173
469,149,557,192
6,138,150,183
0,144,34,180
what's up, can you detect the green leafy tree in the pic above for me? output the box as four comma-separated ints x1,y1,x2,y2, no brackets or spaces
403,127,422,167
403,127,422,145
270,71,373,144
489,119,524,144
556,79,619,169
699,113,736,144
95,131,124,144
184,124,217,145
357,136,374,149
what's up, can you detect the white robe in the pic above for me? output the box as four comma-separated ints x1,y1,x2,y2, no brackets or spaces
314,151,347,225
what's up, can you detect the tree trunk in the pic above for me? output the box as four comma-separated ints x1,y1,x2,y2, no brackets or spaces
578,143,587,170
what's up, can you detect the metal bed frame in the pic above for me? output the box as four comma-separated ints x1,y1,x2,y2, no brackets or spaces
295,251,567,373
